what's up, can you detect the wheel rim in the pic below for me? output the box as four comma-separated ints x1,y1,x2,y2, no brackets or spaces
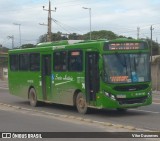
78,97,85,109
30,91,35,104
77,95,87,113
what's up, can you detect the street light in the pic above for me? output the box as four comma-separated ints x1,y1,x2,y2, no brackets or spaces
82,7,92,40
13,23,21,47
8,35,14,49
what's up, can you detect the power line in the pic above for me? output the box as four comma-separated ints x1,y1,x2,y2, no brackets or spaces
52,18,160,41
53,19,71,34
52,18,84,34
40,0,56,42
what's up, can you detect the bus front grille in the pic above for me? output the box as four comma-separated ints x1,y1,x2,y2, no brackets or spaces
116,96,148,105
114,84,149,92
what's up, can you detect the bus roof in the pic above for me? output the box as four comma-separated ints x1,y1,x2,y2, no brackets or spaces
9,40,104,53
9,38,148,53
36,40,84,47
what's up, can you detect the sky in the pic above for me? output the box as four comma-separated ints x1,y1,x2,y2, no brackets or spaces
0,0,160,48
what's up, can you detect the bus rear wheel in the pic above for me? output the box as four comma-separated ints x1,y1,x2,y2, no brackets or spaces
76,92,88,114
29,88,38,107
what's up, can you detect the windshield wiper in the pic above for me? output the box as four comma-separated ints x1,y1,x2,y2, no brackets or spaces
115,53,128,75
133,57,137,72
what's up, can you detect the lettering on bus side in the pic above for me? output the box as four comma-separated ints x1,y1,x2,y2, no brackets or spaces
63,75,73,81
77,77,84,83
54,74,73,81
27,80,34,83
77,77,85,89
82,83,85,89
54,74,74,86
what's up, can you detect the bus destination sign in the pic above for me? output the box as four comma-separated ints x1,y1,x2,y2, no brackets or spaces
104,42,147,50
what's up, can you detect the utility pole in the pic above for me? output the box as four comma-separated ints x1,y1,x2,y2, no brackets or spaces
8,35,14,49
150,25,154,62
40,0,56,42
137,27,140,39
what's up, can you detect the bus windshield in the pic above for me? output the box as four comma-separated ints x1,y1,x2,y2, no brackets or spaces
103,53,150,84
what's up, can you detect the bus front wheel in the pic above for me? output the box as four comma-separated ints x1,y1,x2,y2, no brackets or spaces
29,88,38,107
117,108,127,112
76,92,88,114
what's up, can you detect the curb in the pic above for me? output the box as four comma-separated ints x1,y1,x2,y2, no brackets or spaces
0,102,157,132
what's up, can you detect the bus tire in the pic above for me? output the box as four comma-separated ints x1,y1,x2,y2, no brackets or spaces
29,88,38,107
76,92,88,114
117,108,127,112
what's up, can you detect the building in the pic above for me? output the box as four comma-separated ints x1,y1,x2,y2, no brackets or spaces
0,52,8,80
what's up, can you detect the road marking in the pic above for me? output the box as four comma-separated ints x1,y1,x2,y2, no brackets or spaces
0,87,9,90
153,102,160,105
130,109,160,114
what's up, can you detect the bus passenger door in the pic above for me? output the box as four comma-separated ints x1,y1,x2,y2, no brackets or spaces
85,52,100,103
42,55,51,101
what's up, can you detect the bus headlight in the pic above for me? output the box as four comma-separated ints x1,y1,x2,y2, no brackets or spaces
104,92,109,97
147,91,152,97
110,95,116,100
104,92,116,100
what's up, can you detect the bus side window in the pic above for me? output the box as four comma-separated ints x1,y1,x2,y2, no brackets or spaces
54,51,67,71
68,51,83,72
10,54,19,71
19,54,29,71
30,53,40,71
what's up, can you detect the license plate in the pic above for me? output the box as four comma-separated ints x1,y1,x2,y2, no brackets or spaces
117,95,126,98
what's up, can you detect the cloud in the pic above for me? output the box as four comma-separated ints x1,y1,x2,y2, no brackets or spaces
0,0,160,48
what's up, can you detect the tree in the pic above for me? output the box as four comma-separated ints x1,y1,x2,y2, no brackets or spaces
38,32,68,43
68,33,83,40
39,34,47,43
0,46,9,53
145,38,159,55
83,30,118,40
38,30,119,42
51,32,63,41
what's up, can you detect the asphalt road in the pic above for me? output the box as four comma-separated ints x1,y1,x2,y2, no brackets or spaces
0,80,160,140
0,86,160,132
0,103,131,141
1,104,155,141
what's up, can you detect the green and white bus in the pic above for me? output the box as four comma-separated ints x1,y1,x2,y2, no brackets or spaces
8,39,152,114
